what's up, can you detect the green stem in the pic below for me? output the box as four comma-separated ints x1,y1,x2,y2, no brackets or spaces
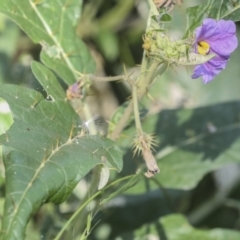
109,61,167,141
88,74,125,82
54,174,135,240
68,166,101,238
109,100,133,141
136,60,160,98
132,84,142,133
54,191,101,240
108,0,169,141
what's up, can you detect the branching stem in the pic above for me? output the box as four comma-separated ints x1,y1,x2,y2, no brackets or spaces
109,61,167,141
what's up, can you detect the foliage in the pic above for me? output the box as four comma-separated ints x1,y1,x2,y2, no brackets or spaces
0,0,239,240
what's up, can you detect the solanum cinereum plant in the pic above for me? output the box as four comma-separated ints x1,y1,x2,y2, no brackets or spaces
0,0,239,239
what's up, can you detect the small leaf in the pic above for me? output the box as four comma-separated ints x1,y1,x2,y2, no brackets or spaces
0,84,123,239
159,13,172,23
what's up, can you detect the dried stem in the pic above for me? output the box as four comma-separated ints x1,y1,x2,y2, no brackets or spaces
87,74,125,82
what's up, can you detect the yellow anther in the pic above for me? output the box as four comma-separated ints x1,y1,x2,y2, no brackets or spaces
197,41,210,55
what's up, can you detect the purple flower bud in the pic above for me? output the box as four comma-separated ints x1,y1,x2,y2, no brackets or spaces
191,18,238,83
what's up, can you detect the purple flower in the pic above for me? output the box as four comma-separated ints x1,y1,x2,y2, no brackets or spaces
191,18,238,83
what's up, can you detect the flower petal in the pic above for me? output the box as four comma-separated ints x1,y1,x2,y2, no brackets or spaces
195,19,237,57
192,18,238,83
192,55,229,83
210,20,238,57
195,19,219,42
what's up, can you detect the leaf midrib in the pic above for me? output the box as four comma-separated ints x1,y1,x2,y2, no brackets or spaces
28,0,78,80
5,132,78,234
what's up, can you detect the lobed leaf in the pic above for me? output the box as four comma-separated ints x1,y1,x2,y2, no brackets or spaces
0,83,122,239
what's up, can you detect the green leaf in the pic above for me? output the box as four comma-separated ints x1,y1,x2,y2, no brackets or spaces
120,101,240,192
208,0,240,21
0,84,122,239
154,102,240,189
31,61,66,100
0,0,95,84
133,214,240,239
184,1,212,38
184,0,240,38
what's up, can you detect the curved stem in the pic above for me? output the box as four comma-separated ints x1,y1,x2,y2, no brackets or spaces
71,166,102,238
54,190,101,240
54,174,135,240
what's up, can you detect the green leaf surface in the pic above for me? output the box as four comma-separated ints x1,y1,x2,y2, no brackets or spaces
154,102,240,189
133,214,240,240
184,0,240,38
0,84,122,239
31,61,66,100
0,0,95,84
184,1,212,38
120,101,240,192
208,0,240,21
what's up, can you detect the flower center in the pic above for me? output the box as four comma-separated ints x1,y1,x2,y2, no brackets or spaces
197,41,210,55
